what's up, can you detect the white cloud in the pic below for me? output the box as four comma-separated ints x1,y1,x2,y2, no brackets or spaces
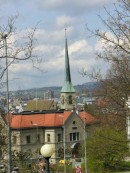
35,29,64,45
55,15,83,28
69,40,93,55
0,0,115,90
36,0,116,15
8,27,108,90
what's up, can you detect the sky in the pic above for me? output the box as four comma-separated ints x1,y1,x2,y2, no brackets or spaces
0,0,116,91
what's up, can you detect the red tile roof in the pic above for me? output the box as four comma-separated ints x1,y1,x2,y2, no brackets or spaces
10,111,71,129
79,111,96,124
5,111,96,129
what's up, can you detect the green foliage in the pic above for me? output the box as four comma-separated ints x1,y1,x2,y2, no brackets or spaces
12,149,32,162
58,147,64,158
0,124,7,160
83,1,130,172
50,163,75,173
12,149,33,172
0,126,6,145
86,127,129,173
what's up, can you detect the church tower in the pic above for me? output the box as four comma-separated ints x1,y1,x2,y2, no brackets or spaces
60,30,76,110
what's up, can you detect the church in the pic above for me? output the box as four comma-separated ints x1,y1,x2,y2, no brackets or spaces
6,32,96,164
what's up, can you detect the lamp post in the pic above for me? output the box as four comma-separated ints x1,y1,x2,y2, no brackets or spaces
84,118,87,173
2,34,11,173
40,144,54,173
59,115,66,173
63,125,66,173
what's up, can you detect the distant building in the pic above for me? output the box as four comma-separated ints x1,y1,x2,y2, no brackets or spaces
25,100,56,111
44,90,54,100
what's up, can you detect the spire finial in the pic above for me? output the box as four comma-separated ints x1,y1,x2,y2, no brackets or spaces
65,24,67,39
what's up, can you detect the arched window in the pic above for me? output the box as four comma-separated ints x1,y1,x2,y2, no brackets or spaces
69,95,72,104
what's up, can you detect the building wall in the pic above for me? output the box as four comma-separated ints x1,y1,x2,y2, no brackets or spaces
65,113,84,145
11,112,86,163
11,127,63,162
12,128,45,158
44,90,54,100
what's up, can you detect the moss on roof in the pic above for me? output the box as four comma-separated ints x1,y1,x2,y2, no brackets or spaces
25,100,56,111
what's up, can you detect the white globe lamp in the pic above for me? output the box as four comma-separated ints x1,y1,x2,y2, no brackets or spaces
40,144,54,173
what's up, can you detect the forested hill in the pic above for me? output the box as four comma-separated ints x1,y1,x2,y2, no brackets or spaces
0,81,100,99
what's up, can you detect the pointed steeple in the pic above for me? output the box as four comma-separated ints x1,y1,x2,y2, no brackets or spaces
61,29,76,93
65,31,71,83
60,28,77,110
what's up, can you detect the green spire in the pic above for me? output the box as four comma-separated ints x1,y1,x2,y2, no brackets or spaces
65,37,71,82
61,30,76,93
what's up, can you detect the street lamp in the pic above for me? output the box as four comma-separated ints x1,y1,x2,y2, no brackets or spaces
59,115,66,173
40,144,54,173
2,34,12,173
84,117,87,173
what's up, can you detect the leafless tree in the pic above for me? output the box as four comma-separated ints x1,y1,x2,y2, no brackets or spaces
83,0,130,119
0,15,38,84
81,2,130,171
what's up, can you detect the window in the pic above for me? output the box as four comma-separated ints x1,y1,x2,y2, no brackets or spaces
26,135,31,144
57,133,62,142
72,127,77,130
37,134,40,142
47,134,51,142
73,121,76,125
70,132,79,141
13,136,17,144
69,95,72,104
